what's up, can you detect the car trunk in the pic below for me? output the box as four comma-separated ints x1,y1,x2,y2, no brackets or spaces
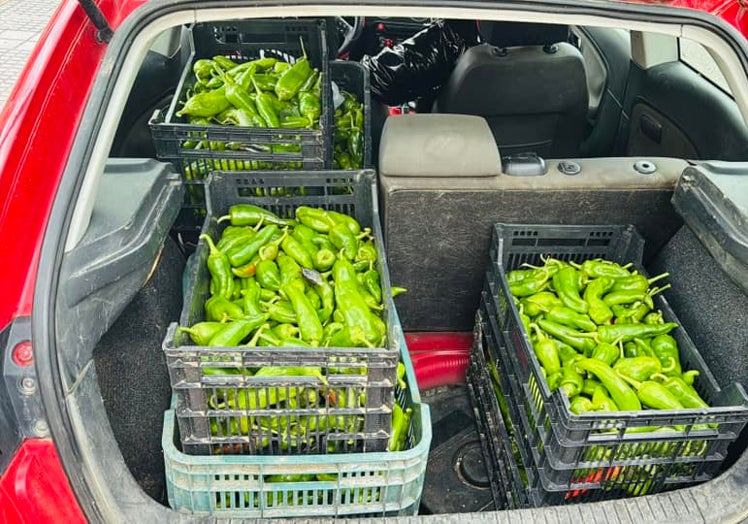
42,5,748,522
85,158,748,516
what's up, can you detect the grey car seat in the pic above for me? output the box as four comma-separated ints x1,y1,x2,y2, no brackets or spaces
434,22,589,158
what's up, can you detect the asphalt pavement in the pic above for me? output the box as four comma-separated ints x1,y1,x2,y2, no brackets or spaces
0,0,60,110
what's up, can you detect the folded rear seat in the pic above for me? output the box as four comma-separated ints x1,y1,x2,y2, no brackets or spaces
378,114,686,331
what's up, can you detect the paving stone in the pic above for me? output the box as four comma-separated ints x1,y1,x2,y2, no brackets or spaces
0,0,59,110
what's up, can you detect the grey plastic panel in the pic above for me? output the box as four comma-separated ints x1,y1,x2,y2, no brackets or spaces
673,163,748,295
57,158,183,392
379,114,502,178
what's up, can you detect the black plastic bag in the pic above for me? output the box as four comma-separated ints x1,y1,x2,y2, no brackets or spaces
361,20,479,106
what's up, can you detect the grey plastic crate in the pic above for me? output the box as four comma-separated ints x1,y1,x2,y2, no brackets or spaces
165,170,403,456
330,60,372,169
479,223,748,500
466,311,530,510
163,345,431,518
149,19,331,212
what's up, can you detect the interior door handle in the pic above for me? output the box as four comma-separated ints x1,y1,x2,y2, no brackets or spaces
640,113,663,144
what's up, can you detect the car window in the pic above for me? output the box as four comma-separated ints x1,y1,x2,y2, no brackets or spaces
679,38,732,96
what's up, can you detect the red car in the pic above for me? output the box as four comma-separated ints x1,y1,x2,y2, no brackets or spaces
2,0,748,522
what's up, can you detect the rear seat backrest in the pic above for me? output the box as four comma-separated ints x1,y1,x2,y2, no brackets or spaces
378,114,685,331
434,22,589,158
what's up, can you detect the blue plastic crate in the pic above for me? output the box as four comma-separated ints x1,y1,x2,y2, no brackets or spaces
163,337,431,518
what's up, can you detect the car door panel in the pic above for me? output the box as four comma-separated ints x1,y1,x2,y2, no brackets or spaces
620,61,748,160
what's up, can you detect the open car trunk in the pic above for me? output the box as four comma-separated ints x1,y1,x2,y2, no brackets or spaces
37,3,748,522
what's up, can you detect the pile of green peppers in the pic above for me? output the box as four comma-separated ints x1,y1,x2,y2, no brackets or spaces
333,91,365,169
506,256,713,497
507,256,708,417
178,204,408,453
176,51,325,180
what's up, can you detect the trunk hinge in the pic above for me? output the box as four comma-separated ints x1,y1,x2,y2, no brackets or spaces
77,0,113,43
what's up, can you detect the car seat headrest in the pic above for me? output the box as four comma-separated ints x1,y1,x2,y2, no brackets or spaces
478,21,570,49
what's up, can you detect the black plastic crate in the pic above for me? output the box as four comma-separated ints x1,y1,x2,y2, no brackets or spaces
482,223,748,497
466,311,530,510
330,60,372,169
150,19,331,207
165,170,403,456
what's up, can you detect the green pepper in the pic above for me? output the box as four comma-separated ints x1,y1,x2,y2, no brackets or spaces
176,87,231,118
389,403,405,451
280,116,311,129
327,211,362,236
570,396,594,415
193,58,216,82
536,319,596,354
643,311,665,325
328,222,358,261
333,258,385,346
334,150,353,170
650,334,682,377
595,322,679,344
200,234,234,299
252,77,281,127
275,44,312,101
295,206,333,233
547,306,597,332
591,385,618,412
530,324,562,376
362,269,382,304
217,228,255,253
220,72,264,125
651,374,708,409
226,224,280,267
612,272,669,293
547,371,563,392
310,278,334,324
178,322,226,346
552,266,588,313
581,378,603,398
347,127,363,168
266,301,297,324
282,279,323,345
256,259,281,291
281,235,315,269
298,91,322,126
212,55,238,71
218,204,294,227
208,313,268,346
314,248,336,272
241,282,264,317
205,295,245,322
613,356,671,382
682,370,700,386
559,366,584,398
231,256,259,278
521,291,563,317
328,325,368,347
574,259,632,279
391,286,407,298
603,289,648,307
355,241,378,265
277,252,303,286
251,73,278,91
576,358,642,411
618,374,685,411
590,340,621,366
299,69,319,92
509,267,553,297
